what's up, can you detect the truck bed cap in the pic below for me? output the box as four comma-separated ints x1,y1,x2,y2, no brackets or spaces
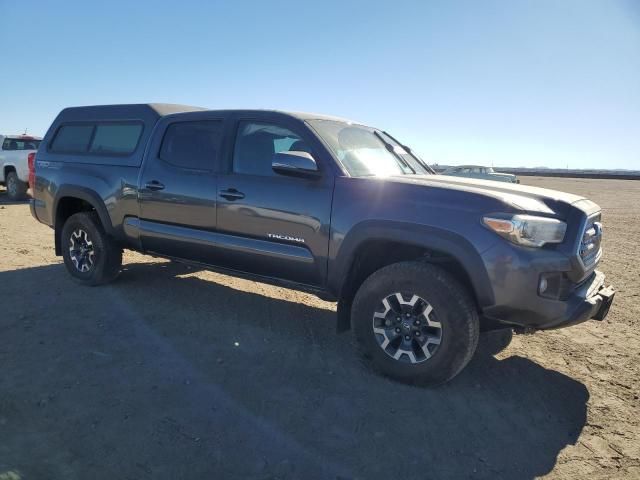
58,103,206,121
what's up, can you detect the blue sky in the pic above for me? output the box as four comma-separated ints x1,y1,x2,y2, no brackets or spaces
1,0,638,169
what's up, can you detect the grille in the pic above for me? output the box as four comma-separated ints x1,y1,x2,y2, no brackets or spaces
579,215,602,268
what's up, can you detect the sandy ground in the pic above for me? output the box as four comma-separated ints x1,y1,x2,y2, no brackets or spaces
0,177,638,479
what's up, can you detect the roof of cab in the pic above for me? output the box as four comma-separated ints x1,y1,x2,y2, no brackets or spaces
264,110,356,123
166,107,356,123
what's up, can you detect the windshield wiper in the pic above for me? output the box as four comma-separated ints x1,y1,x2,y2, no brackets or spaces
382,131,436,174
373,131,416,174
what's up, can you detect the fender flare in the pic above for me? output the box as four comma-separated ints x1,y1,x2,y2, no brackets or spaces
330,220,495,308
53,186,115,254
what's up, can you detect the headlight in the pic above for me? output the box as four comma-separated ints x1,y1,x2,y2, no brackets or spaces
482,214,567,247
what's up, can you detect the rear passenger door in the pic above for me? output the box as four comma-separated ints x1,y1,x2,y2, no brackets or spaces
138,115,223,263
214,116,334,287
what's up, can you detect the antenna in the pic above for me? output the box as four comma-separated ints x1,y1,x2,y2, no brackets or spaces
23,128,28,135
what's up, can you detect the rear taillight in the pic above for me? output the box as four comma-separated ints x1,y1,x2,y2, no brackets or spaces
28,152,36,190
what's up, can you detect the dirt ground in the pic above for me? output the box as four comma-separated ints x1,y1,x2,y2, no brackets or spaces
0,177,638,479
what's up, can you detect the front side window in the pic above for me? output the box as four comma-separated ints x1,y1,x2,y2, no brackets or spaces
307,120,429,177
159,121,223,170
233,121,311,176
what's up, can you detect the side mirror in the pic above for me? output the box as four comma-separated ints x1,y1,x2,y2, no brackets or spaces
272,151,320,178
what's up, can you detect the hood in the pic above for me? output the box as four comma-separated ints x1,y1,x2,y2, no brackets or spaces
385,174,600,218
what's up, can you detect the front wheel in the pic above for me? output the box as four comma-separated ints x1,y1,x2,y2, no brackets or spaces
352,261,479,386
61,212,122,286
5,171,28,200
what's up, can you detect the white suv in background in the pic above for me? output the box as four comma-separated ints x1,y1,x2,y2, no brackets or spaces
0,134,42,200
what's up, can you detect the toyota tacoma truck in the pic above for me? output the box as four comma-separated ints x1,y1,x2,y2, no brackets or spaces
1,134,42,200
29,104,615,385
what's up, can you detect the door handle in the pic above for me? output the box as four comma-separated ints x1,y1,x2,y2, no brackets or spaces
220,188,245,201
145,180,165,191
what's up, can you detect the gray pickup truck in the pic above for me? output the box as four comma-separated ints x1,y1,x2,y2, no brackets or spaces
30,104,614,385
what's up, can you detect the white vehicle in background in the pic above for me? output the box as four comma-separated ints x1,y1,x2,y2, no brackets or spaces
442,165,519,183
0,134,42,200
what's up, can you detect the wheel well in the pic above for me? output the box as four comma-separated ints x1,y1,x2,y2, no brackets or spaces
336,239,478,332
54,197,97,255
3,165,16,180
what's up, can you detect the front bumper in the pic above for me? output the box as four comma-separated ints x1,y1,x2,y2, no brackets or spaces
541,270,614,329
482,270,614,331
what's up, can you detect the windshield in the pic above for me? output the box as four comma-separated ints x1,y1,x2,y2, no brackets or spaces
2,137,41,151
307,120,431,177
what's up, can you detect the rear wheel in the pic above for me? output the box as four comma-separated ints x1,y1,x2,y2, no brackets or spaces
352,261,479,386
61,212,122,285
6,171,28,200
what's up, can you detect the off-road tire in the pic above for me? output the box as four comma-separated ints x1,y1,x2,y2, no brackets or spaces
61,212,122,286
6,171,28,200
352,261,479,386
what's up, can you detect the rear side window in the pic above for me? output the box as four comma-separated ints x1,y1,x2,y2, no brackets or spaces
49,122,143,155
90,123,142,154
50,125,94,153
159,121,223,170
